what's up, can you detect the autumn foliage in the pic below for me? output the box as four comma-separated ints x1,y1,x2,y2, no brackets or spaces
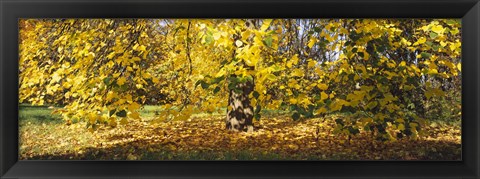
19,19,461,144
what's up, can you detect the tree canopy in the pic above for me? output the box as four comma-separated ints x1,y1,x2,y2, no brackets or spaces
20,19,461,140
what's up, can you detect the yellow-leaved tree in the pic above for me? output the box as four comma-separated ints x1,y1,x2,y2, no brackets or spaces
20,19,461,140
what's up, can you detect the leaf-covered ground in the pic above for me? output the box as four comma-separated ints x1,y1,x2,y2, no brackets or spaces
19,106,461,160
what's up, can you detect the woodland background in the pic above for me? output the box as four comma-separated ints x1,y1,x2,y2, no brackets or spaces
19,19,461,160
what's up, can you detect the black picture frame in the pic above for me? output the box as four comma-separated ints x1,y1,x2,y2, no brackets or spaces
1,0,479,178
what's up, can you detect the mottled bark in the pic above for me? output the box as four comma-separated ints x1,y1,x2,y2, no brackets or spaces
226,75,254,132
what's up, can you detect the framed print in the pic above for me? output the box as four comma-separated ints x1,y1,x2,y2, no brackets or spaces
1,0,479,178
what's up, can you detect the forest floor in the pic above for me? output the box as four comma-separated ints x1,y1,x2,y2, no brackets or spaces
19,105,461,160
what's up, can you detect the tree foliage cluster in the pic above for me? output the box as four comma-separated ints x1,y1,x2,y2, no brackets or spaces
20,19,461,140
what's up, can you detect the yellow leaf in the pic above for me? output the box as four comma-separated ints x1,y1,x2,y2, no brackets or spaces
308,38,317,48
106,91,117,101
317,83,328,90
235,40,243,47
307,60,316,68
117,77,127,86
440,60,455,70
128,111,140,119
361,118,373,123
261,19,273,32
51,73,62,83
132,57,141,62
415,37,426,45
320,92,328,101
127,102,140,111
291,69,304,77
213,32,222,40
330,101,342,112
138,45,146,52
215,69,226,78
291,55,299,66
142,72,152,79
107,52,115,59
440,41,447,47
449,43,456,51
289,98,298,104
315,107,327,115
421,25,430,32
108,117,117,127
329,93,335,99
152,77,160,83
286,61,293,68
244,58,257,67
106,60,115,67
428,69,438,75
120,118,128,125
88,113,97,124
266,74,276,81
431,25,444,34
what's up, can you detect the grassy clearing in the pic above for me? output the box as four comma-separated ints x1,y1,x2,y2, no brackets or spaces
138,105,162,117
19,104,62,125
19,105,461,160
19,104,96,157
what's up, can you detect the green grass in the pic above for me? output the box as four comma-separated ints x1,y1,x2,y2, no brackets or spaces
138,105,161,117
19,104,63,125
260,108,290,117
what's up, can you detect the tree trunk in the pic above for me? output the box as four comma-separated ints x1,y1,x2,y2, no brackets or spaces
226,75,254,132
